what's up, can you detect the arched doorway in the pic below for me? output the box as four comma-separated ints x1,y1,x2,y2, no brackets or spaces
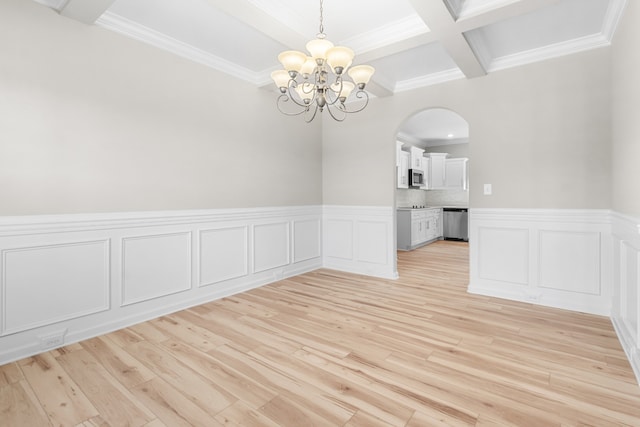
394,108,470,257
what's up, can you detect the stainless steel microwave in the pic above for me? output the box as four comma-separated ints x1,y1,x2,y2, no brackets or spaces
409,169,424,187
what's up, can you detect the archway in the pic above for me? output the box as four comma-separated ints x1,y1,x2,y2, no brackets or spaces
394,107,470,260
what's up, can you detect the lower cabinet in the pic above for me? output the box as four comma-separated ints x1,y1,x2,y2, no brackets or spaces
397,208,442,250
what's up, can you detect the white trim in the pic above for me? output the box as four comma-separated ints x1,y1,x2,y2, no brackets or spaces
395,68,466,93
0,205,322,236
32,0,68,11
602,0,628,42
489,33,611,73
342,15,430,54
95,12,264,85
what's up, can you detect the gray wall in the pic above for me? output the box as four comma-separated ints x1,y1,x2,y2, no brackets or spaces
1,0,626,216
425,143,469,158
323,47,612,209
0,0,322,215
612,1,640,217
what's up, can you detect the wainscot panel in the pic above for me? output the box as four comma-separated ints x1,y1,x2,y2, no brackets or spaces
469,209,613,316
0,206,322,365
122,232,192,306
323,206,397,279
611,212,640,384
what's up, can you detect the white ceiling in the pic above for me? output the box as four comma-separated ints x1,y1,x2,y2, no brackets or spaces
398,108,470,149
33,0,626,143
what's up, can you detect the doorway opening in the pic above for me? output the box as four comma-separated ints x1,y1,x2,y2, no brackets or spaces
393,108,470,267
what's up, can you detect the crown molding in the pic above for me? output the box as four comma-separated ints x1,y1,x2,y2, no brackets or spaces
456,0,515,19
342,15,430,54
488,32,611,72
602,0,628,41
95,12,264,85
394,68,465,92
33,0,67,11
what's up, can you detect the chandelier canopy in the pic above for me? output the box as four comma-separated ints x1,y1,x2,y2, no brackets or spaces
271,0,375,122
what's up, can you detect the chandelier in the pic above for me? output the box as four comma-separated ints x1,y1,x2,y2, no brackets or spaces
270,0,375,122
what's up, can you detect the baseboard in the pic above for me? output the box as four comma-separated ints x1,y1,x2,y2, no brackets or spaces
611,316,640,385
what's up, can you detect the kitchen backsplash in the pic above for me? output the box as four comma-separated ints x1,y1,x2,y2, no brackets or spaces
396,189,468,207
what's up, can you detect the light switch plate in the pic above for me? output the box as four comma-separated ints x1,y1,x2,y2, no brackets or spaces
484,184,492,195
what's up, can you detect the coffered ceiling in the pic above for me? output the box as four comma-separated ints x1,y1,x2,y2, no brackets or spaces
34,0,626,98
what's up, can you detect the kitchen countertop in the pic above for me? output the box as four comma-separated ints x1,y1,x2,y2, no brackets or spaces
397,206,468,210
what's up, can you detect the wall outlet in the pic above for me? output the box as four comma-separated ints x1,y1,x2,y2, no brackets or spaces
523,291,540,302
483,184,492,195
38,329,67,350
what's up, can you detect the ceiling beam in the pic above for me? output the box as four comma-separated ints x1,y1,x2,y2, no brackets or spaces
407,0,486,79
60,0,116,24
202,0,307,49
455,0,564,32
357,32,439,64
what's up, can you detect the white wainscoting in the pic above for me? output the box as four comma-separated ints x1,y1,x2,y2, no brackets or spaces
611,212,640,384
322,205,397,279
469,209,613,316
0,206,322,365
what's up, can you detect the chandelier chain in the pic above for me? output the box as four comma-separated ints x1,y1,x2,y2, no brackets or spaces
318,0,324,37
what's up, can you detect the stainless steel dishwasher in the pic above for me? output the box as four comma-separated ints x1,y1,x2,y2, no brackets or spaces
442,208,469,241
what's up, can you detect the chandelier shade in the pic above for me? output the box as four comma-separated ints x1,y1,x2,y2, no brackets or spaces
278,51,307,73
348,65,375,87
271,0,375,122
326,46,354,74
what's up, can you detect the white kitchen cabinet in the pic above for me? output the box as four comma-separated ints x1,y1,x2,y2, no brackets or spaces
397,150,410,189
444,158,468,190
425,153,448,189
410,147,425,170
396,141,404,167
397,208,442,250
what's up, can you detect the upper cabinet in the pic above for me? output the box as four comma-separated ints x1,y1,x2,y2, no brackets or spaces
425,153,448,190
397,150,410,189
410,147,425,170
397,146,468,191
444,158,469,190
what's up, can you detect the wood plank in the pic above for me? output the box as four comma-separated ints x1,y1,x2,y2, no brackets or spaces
19,353,98,426
130,378,222,427
80,335,156,389
124,340,236,416
0,362,23,387
214,400,285,427
56,349,155,427
159,339,276,409
0,380,50,426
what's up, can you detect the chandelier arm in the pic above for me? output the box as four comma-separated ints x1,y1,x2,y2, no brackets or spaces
323,87,344,107
323,76,344,106
304,104,320,123
324,104,346,122
340,90,370,114
276,94,310,116
283,81,314,109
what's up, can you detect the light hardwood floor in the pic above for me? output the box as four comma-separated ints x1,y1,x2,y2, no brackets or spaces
1,241,639,426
